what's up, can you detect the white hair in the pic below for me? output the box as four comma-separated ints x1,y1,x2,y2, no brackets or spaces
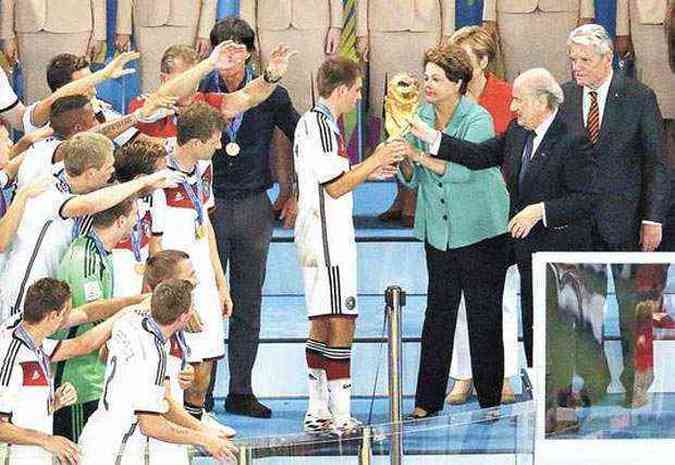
567,24,614,57
514,68,564,110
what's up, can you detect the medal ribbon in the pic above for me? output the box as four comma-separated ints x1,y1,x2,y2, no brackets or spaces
174,330,190,370
143,316,167,344
88,228,114,295
314,101,348,160
224,67,253,145
15,324,54,409
167,157,204,228
130,206,144,263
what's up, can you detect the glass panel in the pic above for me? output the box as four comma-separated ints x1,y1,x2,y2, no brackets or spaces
543,260,675,441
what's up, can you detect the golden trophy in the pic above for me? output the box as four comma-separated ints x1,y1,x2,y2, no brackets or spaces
384,73,421,140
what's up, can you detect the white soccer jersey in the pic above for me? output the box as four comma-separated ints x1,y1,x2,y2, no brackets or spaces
0,67,19,114
123,331,193,465
15,136,64,190
0,175,79,321
79,313,169,465
111,196,158,297
0,322,61,465
151,159,223,360
294,103,356,268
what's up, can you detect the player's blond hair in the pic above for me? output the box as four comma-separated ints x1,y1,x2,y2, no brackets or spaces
62,132,113,177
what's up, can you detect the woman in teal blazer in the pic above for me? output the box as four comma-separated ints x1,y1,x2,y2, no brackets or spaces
399,45,510,417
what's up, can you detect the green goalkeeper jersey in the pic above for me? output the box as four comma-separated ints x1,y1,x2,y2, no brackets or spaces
52,234,114,404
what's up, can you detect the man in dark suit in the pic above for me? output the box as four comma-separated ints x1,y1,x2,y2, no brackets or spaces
560,24,668,408
407,67,597,373
407,67,596,431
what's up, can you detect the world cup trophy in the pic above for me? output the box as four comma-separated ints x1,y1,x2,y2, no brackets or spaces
384,73,421,140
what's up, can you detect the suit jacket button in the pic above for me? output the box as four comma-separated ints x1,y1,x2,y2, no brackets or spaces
440,199,445,204
438,182,442,188
443,215,448,221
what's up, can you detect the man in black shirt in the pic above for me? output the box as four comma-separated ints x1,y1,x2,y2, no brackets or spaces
199,16,299,418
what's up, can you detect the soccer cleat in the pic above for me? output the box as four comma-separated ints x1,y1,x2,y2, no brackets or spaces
303,412,334,434
330,416,363,436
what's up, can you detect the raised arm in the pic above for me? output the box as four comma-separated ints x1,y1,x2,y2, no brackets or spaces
65,294,148,328
28,52,140,130
61,169,183,218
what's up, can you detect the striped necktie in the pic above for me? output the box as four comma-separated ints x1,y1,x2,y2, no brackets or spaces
587,91,600,145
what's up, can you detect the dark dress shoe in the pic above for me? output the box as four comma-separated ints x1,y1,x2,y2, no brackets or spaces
378,209,402,222
225,394,272,418
404,408,439,421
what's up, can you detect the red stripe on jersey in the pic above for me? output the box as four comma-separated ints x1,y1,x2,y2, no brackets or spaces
21,362,48,386
129,93,224,139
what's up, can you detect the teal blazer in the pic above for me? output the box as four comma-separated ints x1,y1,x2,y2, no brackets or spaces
398,97,510,251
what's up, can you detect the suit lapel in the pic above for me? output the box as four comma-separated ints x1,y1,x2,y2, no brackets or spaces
597,73,623,147
519,115,564,200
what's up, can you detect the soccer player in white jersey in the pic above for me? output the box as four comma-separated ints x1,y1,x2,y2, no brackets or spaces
0,278,132,465
0,132,181,322
294,57,405,434
16,95,97,190
111,141,167,297
151,102,232,422
122,250,235,465
79,279,236,465
0,66,24,131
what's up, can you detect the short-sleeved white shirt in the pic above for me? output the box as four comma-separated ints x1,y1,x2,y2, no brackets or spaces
79,313,169,465
15,136,65,191
0,176,77,321
294,103,355,267
0,323,61,465
0,68,19,114
111,196,158,297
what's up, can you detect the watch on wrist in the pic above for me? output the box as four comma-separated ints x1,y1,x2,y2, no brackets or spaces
263,68,282,84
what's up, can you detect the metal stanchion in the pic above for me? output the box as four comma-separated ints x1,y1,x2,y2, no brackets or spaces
359,426,373,465
237,445,252,465
385,285,406,465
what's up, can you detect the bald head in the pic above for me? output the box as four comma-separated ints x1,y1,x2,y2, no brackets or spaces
513,68,564,111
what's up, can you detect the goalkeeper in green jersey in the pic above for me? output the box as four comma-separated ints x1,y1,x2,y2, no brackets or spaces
51,198,137,442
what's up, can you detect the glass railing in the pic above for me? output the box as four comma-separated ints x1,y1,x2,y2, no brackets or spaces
0,396,536,465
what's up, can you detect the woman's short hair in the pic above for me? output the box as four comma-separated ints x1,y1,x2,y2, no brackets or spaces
423,46,473,95
449,26,498,70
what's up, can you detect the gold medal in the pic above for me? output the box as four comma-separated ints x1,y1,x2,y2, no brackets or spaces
225,142,240,157
195,223,206,239
134,263,146,275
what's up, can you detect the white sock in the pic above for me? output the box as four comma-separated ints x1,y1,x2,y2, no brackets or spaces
328,378,352,422
308,368,330,417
